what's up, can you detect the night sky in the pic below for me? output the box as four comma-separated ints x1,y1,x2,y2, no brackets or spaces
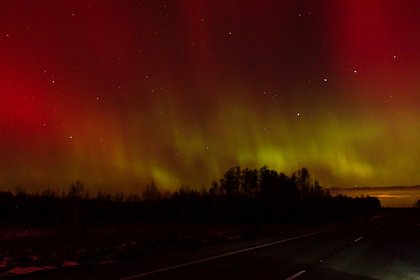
1,0,420,193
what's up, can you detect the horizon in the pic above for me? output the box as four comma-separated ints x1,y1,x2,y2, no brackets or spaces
1,174,420,208
327,185,420,208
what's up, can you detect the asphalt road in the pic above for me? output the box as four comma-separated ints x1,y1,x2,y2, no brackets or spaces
21,212,420,280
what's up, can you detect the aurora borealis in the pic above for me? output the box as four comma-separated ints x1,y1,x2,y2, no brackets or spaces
1,0,420,193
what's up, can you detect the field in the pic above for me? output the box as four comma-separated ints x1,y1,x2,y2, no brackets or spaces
0,222,290,276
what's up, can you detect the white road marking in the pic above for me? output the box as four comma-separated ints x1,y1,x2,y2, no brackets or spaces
285,270,306,280
354,236,364,243
120,226,346,280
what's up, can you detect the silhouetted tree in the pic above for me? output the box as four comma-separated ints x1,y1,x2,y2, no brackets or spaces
95,191,107,201
67,181,85,199
311,180,324,198
209,181,219,195
142,180,161,201
220,166,241,196
259,166,278,199
126,193,140,202
295,167,311,199
113,192,124,202
41,188,57,198
0,166,382,227
241,168,259,197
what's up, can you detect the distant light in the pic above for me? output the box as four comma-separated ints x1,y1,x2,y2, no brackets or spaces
69,135,73,139
297,113,300,116
323,78,328,82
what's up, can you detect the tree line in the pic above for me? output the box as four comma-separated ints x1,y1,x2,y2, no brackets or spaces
0,166,381,227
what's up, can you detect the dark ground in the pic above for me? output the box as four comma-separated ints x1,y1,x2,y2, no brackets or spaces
0,222,294,277
2,209,420,279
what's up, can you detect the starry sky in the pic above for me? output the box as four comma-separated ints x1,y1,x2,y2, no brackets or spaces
1,0,420,193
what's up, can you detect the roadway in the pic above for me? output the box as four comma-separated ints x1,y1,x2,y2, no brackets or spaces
22,212,420,279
